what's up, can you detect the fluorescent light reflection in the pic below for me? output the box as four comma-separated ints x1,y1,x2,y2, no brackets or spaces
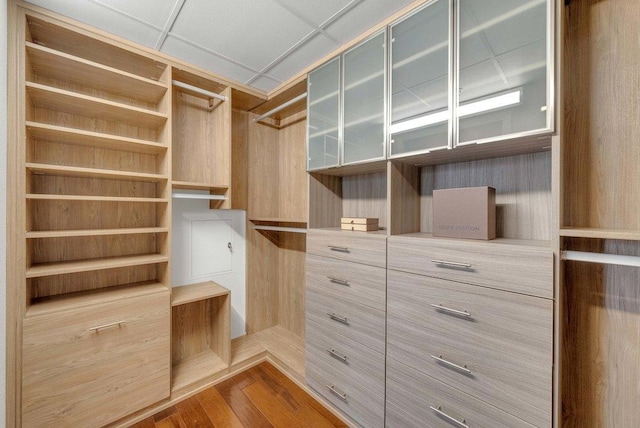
390,89,522,135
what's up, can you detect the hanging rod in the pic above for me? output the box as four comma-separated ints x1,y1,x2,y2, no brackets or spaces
561,250,640,268
172,192,227,201
172,80,227,102
254,92,307,123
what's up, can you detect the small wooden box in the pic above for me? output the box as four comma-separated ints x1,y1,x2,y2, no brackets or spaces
433,187,496,240
340,217,379,232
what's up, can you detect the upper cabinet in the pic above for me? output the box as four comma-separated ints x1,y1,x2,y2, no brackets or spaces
456,0,552,145
307,58,340,170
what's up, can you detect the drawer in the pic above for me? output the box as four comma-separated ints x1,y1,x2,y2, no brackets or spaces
22,290,171,427
307,229,387,268
306,286,385,353
307,356,384,428
386,360,536,428
387,236,553,298
387,271,552,427
306,319,385,396
306,253,386,311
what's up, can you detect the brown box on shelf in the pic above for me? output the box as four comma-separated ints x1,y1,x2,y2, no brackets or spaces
340,217,379,232
433,187,496,240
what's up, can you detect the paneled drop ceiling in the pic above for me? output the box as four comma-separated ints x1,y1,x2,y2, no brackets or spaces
25,0,416,92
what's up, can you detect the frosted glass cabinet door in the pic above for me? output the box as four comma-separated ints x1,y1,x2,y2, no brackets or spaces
457,0,551,144
343,31,386,165
390,0,451,157
307,58,340,170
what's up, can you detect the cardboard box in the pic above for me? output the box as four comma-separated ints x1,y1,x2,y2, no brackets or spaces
433,187,496,240
340,217,379,232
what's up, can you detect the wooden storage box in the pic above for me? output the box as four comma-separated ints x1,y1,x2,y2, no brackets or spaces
341,217,379,232
433,187,496,240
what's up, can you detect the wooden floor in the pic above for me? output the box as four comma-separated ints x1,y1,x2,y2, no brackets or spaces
129,362,347,428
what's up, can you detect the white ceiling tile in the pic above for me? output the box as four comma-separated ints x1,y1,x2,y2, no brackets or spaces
267,34,337,82
250,75,282,92
90,0,178,29
170,0,315,70
26,0,161,48
161,35,257,83
274,0,354,27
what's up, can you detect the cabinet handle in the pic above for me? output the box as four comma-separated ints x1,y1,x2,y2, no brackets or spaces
429,406,469,428
430,355,471,374
328,245,350,253
327,384,347,401
430,304,471,318
327,276,350,286
327,313,349,324
89,320,125,332
431,259,473,269
327,349,348,362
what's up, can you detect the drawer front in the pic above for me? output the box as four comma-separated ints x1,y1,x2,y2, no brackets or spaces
22,291,171,428
387,271,552,427
386,360,536,428
306,286,385,353
387,237,553,298
306,319,385,396
306,253,386,311
307,229,387,268
307,357,384,428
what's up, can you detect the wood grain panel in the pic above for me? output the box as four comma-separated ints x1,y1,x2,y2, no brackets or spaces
307,229,387,268
342,172,388,229
278,119,307,221
278,233,306,337
248,113,279,218
246,227,279,334
29,175,159,198
420,152,552,240
309,173,342,229
231,110,249,210
389,160,421,235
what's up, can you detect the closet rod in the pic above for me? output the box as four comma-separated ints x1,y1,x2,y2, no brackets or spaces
254,92,307,123
561,250,640,268
172,193,227,201
172,80,227,102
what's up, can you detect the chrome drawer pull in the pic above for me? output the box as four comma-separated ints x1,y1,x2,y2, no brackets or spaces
327,349,348,362
327,276,350,286
430,406,469,428
327,384,347,401
430,304,471,318
89,320,125,332
327,313,349,324
328,245,350,253
430,355,471,374
431,259,472,269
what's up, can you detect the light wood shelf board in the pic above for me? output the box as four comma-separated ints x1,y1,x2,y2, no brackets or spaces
26,253,169,278
26,194,169,203
560,228,640,241
171,350,228,393
310,160,388,177
26,121,167,154
171,281,230,307
26,281,166,317
26,227,169,239
26,42,167,103
230,334,268,369
26,82,168,128
254,326,305,380
389,232,552,248
26,162,167,182
250,218,308,226
250,218,308,234
310,227,388,238
172,181,229,191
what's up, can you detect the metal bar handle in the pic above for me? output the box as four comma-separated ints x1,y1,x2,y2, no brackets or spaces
327,313,349,324
430,355,471,374
430,406,469,428
328,276,350,286
327,349,348,362
327,384,347,401
430,304,471,318
431,259,472,268
328,245,350,253
89,320,125,332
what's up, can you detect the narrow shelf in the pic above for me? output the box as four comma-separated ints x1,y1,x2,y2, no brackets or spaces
172,193,227,201
26,82,168,128
27,162,167,182
26,253,169,278
27,194,168,203
390,232,552,248
171,281,230,307
26,42,168,104
26,122,167,154
251,219,308,234
560,227,640,241
172,181,229,191
171,350,228,393
26,227,169,239
26,281,166,318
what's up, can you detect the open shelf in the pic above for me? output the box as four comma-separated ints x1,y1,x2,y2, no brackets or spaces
171,350,228,393
26,227,169,239
26,162,167,182
560,228,640,241
172,192,227,201
171,281,229,307
26,82,168,128
26,253,169,278
26,122,167,154
250,218,308,234
26,194,168,203
26,42,168,105
172,181,229,191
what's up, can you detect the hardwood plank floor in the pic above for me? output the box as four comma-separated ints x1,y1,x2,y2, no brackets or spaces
130,362,347,428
